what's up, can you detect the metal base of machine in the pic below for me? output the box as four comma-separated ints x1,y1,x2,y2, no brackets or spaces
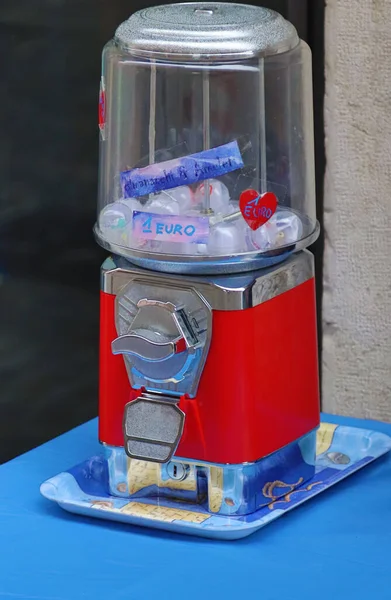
40,421,391,540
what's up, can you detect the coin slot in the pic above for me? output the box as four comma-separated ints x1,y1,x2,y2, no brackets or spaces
177,309,198,345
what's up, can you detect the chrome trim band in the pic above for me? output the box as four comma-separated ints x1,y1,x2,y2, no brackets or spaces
101,250,314,311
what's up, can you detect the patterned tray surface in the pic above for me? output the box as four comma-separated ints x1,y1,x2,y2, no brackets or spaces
40,422,391,540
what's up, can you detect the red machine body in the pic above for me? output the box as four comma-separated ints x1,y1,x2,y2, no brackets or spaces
99,275,320,465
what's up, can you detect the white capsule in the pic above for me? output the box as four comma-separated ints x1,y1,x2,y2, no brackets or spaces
159,241,195,255
275,210,303,244
250,221,279,251
163,186,193,213
250,209,303,250
144,193,180,215
119,197,143,215
207,221,246,255
131,235,163,252
196,244,209,255
194,179,230,213
99,201,134,246
226,201,242,219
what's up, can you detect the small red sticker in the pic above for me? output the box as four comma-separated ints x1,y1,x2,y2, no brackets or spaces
98,76,106,138
239,189,277,230
198,182,213,196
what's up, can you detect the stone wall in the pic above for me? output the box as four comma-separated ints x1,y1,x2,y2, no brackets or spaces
323,0,391,419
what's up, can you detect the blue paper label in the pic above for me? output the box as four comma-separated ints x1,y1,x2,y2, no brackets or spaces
120,141,244,199
133,211,209,244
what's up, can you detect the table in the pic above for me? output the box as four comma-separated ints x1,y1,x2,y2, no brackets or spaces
1,413,391,600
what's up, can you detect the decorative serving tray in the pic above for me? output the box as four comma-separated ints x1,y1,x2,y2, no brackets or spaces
41,421,391,540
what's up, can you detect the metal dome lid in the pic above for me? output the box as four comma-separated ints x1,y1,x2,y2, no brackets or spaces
115,2,299,61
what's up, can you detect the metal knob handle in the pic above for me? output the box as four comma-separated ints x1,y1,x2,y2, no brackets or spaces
112,333,187,363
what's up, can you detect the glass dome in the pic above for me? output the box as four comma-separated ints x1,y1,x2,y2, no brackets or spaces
95,3,319,274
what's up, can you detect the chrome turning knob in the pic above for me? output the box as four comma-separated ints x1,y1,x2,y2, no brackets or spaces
114,281,212,396
112,332,187,362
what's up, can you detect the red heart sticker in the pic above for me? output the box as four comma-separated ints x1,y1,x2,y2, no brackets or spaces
239,189,278,230
98,76,106,139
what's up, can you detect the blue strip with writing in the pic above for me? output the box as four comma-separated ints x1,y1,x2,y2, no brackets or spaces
120,140,243,199
133,211,209,244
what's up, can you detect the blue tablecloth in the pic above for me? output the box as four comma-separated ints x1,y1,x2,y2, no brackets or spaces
1,413,391,599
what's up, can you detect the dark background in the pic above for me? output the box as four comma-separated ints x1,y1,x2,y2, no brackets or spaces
0,0,325,464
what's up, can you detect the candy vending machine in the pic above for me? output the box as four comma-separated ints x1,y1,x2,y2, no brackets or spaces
41,3,391,540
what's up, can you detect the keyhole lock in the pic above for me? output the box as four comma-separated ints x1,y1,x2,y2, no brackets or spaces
167,462,190,481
